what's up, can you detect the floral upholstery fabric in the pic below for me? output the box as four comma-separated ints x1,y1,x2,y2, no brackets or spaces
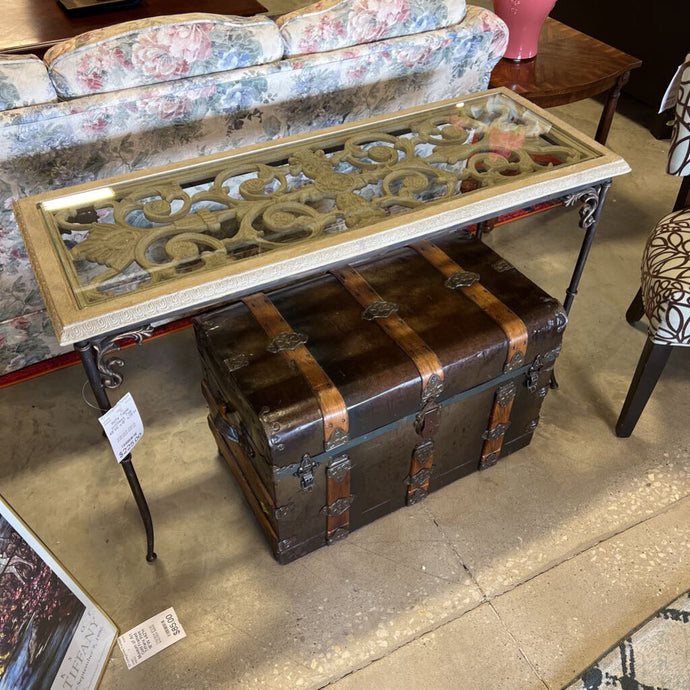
641,208,690,346
1,5,507,375
668,53,690,176
43,13,283,98
277,0,466,56
0,55,57,111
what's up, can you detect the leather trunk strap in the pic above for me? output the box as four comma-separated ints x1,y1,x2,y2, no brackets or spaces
406,440,435,506
325,455,352,543
479,382,516,469
412,240,529,468
331,265,445,405
413,239,529,370
243,293,349,451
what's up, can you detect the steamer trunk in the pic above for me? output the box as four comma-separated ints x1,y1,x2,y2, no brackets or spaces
194,233,566,563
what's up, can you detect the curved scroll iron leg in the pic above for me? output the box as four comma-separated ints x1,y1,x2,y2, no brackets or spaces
552,181,612,388
562,181,611,314
75,336,157,563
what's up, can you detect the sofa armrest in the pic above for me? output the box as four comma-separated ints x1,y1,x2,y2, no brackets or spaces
0,55,57,111
462,5,509,64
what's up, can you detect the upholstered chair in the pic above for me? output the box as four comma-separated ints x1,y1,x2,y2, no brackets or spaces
616,54,690,436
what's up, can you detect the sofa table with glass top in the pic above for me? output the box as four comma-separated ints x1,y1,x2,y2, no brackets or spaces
14,88,629,561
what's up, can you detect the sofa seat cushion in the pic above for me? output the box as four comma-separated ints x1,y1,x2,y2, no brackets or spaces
277,0,467,56
43,13,283,98
0,55,57,111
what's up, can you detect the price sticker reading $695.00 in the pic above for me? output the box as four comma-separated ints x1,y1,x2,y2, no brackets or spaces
98,392,144,463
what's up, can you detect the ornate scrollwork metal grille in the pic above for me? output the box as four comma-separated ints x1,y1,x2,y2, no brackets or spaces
44,94,590,308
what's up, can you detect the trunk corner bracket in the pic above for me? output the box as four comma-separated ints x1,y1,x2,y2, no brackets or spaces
422,374,444,404
480,452,500,470
407,488,428,505
326,455,351,483
325,427,349,451
482,422,511,441
321,495,355,517
405,467,433,488
362,301,399,320
444,270,480,289
267,331,308,353
327,528,349,544
496,381,517,407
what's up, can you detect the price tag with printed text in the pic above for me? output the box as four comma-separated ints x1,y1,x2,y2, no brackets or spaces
117,607,186,670
98,392,144,463
659,63,684,113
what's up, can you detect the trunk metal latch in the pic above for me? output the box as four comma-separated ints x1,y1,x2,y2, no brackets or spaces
294,453,320,492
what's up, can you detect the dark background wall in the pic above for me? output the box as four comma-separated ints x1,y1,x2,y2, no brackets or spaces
551,0,687,110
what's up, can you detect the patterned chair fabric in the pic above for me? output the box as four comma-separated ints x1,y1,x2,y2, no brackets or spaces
0,55,57,110
0,5,507,375
641,208,690,346
641,53,690,346
277,0,467,56
43,13,283,98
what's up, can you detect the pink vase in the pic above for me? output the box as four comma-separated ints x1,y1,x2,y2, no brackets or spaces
493,0,557,61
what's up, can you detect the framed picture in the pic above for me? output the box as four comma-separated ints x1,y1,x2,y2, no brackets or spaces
0,495,117,689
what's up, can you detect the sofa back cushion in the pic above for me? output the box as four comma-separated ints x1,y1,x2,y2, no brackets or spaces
43,13,283,98
0,55,57,110
277,0,467,56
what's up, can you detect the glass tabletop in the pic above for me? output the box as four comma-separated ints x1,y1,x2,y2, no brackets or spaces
37,91,599,310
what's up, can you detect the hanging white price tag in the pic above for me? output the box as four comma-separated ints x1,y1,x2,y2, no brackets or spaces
659,63,684,113
117,607,186,670
98,392,144,463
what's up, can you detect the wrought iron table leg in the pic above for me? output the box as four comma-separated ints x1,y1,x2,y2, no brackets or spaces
476,219,495,240
562,182,611,315
550,181,613,388
75,340,157,562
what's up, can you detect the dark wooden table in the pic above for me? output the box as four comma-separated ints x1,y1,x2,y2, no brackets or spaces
2,0,268,55
490,18,642,145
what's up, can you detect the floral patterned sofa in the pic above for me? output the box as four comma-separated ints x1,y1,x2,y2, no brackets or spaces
0,0,508,377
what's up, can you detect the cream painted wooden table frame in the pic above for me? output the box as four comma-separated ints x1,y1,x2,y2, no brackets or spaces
14,88,630,561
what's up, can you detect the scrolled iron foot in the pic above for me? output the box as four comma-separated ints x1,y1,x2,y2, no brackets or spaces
94,325,155,389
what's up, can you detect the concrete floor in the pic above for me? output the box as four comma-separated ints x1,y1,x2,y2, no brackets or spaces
2,87,689,689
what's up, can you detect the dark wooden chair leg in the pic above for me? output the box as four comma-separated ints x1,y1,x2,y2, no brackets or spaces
616,339,673,437
673,175,690,212
625,288,644,324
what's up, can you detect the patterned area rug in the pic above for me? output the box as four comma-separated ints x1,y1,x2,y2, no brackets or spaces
564,590,690,690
